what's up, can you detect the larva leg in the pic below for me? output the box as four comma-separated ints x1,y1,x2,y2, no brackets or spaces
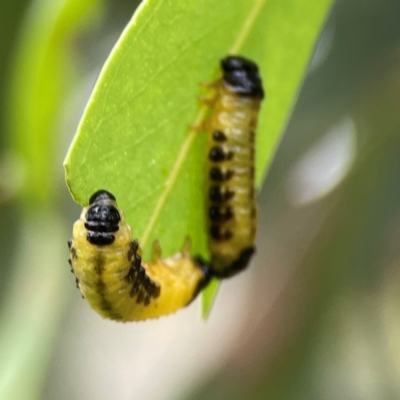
69,243,77,260
152,240,162,262
198,96,215,106
191,81,218,129
181,236,191,256
200,80,218,89
68,240,80,290
189,122,208,132
127,239,139,262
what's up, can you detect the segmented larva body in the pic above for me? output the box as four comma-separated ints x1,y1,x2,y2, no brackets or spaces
203,56,264,277
68,190,209,322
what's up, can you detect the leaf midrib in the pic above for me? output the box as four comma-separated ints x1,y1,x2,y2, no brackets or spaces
139,0,267,248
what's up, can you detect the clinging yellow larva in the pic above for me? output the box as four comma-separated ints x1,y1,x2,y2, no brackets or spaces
197,55,264,278
68,190,210,322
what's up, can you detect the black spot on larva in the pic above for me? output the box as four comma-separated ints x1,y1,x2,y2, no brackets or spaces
67,239,72,249
210,167,234,182
212,130,227,142
221,56,264,99
144,294,151,306
89,189,116,205
209,186,235,202
209,146,225,162
208,146,233,162
152,284,161,298
136,255,143,270
136,290,145,304
210,225,233,241
209,206,234,222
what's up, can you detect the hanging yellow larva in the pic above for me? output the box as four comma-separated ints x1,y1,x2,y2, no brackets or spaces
68,190,210,322
198,55,264,278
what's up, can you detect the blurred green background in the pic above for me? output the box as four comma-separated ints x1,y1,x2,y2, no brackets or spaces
2,0,400,399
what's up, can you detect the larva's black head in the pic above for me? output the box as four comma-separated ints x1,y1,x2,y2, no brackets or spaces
89,189,116,205
221,56,264,99
85,190,120,246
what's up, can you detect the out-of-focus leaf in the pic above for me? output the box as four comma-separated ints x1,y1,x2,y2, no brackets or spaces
8,0,102,205
0,0,103,398
0,211,69,400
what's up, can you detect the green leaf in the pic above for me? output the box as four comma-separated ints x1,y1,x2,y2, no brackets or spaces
8,0,102,205
64,0,333,316
201,278,220,319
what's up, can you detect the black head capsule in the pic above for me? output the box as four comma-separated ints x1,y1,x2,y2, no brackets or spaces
89,189,116,205
85,190,121,245
221,56,264,99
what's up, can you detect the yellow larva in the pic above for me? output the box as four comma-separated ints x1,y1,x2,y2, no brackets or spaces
199,56,264,277
68,190,210,322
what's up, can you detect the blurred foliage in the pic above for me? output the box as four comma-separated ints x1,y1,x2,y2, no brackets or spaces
8,0,102,205
0,0,103,398
0,0,30,151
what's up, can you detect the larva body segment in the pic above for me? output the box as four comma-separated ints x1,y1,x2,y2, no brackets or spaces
203,56,264,277
69,190,209,322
